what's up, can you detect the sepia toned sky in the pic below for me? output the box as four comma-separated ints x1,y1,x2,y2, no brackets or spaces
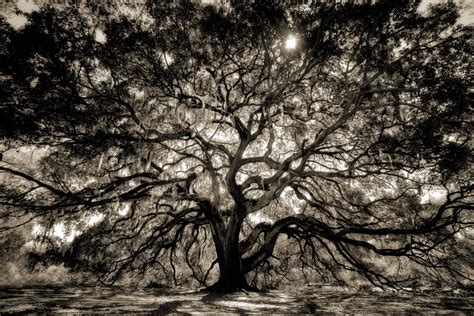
1,0,473,30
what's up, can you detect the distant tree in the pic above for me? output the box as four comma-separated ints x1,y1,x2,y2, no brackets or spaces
0,0,472,292
0,230,26,268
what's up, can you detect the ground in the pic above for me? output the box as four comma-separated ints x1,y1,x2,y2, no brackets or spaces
0,285,472,314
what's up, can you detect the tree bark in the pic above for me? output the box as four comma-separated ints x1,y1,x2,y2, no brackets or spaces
209,213,250,292
213,243,248,292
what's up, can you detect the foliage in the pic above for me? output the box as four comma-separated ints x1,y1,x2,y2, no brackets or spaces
0,0,472,291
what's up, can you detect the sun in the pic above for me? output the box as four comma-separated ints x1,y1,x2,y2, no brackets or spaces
285,35,297,50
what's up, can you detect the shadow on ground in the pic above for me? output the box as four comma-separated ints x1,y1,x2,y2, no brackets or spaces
0,285,472,314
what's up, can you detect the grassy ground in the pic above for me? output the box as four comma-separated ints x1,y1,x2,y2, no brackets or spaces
0,285,472,314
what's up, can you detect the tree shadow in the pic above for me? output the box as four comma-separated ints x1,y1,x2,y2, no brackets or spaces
150,300,192,315
1,286,472,314
199,289,312,314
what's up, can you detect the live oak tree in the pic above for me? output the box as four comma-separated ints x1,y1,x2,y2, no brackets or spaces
0,1,472,292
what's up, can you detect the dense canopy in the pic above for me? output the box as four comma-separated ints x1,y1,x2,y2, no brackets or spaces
0,0,472,292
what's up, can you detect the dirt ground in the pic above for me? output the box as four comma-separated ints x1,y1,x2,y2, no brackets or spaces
0,285,472,314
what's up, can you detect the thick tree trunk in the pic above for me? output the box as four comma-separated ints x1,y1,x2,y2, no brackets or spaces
209,214,250,292
213,244,248,292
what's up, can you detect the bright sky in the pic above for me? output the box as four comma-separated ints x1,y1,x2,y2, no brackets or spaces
32,212,106,243
285,35,297,50
94,28,107,44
